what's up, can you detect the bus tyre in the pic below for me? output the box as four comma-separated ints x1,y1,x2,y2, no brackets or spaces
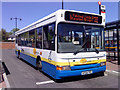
54,79,62,83
37,60,42,72
17,54,20,59
17,51,20,59
99,71,105,76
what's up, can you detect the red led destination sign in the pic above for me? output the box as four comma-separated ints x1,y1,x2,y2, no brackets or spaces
65,11,102,24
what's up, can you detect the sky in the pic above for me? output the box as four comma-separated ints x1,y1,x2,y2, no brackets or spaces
2,2,119,32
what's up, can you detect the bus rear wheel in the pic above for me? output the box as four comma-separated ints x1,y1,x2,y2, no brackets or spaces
17,50,20,59
37,60,42,72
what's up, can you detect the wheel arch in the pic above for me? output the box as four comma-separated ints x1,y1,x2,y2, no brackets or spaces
36,55,41,63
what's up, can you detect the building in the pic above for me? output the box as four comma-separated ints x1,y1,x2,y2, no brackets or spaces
8,34,16,41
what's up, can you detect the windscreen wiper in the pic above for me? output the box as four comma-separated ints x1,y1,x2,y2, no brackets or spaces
73,39,99,55
73,40,88,55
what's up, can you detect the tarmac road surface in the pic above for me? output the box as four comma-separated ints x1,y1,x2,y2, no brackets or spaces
2,49,119,88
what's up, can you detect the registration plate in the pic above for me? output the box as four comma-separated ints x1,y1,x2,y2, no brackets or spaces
81,71,93,75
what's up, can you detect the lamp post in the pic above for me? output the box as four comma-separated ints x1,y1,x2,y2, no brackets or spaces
98,1,101,14
10,17,22,34
62,0,64,9
117,23,120,65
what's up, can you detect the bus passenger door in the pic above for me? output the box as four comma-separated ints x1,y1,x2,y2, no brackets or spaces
43,23,55,77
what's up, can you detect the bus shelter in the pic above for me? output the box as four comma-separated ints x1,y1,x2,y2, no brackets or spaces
105,20,120,65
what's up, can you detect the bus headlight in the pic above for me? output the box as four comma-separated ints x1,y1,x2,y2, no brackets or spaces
100,62,106,66
56,66,71,70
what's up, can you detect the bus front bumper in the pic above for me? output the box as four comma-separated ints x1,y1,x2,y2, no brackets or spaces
55,66,106,79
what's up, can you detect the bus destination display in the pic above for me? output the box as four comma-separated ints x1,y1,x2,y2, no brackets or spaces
65,11,102,24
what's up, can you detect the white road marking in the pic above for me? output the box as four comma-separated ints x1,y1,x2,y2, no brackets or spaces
36,80,54,85
112,71,119,74
106,70,110,72
104,72,108,76
106,70,119,74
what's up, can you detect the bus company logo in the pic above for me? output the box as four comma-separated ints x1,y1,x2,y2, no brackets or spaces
33,48,36,54
80,58,87,64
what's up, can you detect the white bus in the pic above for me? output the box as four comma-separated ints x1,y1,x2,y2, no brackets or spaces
15,9,106,80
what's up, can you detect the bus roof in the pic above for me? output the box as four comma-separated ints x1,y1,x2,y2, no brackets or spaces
15,9,102,35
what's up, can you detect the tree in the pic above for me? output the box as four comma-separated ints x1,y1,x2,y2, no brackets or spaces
10,28,19,35
0,28,9,42
8,32,12,35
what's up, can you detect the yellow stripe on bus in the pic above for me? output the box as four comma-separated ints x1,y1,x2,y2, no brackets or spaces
96,47,120,49
105,47,120,49
96,47,100,49
41,58,106,66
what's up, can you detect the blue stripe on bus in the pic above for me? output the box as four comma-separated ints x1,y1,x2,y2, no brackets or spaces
41,61,56,79
19,52,37,67
70,63,100,70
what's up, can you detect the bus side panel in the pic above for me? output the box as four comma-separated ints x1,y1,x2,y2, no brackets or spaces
42,61,56,79
20,52,37,67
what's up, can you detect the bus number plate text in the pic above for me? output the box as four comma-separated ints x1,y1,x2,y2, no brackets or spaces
81,71,93,75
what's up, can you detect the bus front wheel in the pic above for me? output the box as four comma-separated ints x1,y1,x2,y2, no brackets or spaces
98,71,105,76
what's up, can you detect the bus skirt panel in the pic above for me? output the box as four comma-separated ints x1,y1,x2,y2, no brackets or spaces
41,61,56,79
18,51,37,67
55,66,106,79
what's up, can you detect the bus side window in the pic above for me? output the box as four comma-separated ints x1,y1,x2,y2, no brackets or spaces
18,34,21,46
21,33,25,46
48,24,55,50
36,27,42,49
29,30,35,48
43,23,55,50
24,32,29,47
43,26,49,49
16,36,18,44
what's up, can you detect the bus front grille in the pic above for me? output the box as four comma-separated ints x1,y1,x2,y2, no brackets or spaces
70,63,100,70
